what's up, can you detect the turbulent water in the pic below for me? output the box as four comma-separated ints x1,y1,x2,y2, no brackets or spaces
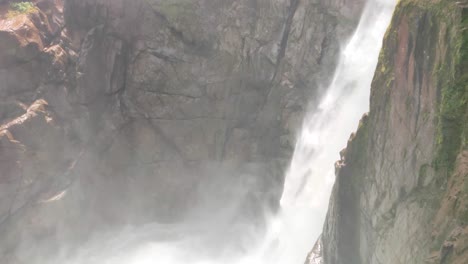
53,0,396,263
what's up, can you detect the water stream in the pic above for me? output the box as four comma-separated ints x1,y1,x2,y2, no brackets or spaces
55,0,396,263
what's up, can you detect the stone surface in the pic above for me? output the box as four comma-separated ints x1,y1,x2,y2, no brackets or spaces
0,0,365,261
318,1,468,263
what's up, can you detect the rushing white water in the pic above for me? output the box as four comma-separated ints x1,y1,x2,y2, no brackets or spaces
267,0,397,262
52,0,395,263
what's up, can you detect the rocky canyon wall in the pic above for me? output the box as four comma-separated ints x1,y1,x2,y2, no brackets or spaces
319,0,468,263
0,0,365,262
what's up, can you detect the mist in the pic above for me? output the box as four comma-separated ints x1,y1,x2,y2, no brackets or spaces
30,0,397,263
1,0,396,263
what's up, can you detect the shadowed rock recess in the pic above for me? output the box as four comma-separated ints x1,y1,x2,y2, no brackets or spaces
0,0,365,261
317,0,468,263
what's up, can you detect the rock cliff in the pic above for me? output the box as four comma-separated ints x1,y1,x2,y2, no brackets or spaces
0,0,365,261
319,0,468,263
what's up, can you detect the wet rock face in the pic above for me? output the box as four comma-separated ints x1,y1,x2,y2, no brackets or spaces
0,0,364,261
319,1,468,263
59,0,365,221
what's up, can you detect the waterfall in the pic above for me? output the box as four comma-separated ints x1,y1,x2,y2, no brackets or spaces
53,0,395,263
223,0,397,263
259,0,397,262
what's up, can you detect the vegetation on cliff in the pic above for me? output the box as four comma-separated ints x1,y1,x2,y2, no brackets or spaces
321,0,468,263
7,2,36,18
433,3,467,177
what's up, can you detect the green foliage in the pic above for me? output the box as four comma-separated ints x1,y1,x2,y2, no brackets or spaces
159,1,193,19
460,9,468,149
7,2,36,18
433,7,468,174
372,0,466,176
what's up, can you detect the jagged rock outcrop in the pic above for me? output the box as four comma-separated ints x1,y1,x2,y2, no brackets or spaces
0,0,366,261
306,236,324,264
319,0,468,263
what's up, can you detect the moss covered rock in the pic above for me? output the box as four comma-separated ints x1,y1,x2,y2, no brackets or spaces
321,0,468,263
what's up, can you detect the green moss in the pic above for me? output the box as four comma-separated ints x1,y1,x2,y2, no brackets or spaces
157,0,195,21
460,9,468,149
433,6,468,174
362,0,467,256
422,111,430,122
7,2,36,18
460,203,468,224
376,0,466,176
418,164,429,181
397,0,458,23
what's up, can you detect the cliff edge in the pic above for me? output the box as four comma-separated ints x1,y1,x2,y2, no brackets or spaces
320,0,468,263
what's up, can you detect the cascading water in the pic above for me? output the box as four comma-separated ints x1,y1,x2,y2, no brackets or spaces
53,0,395,263
263,0,397,262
